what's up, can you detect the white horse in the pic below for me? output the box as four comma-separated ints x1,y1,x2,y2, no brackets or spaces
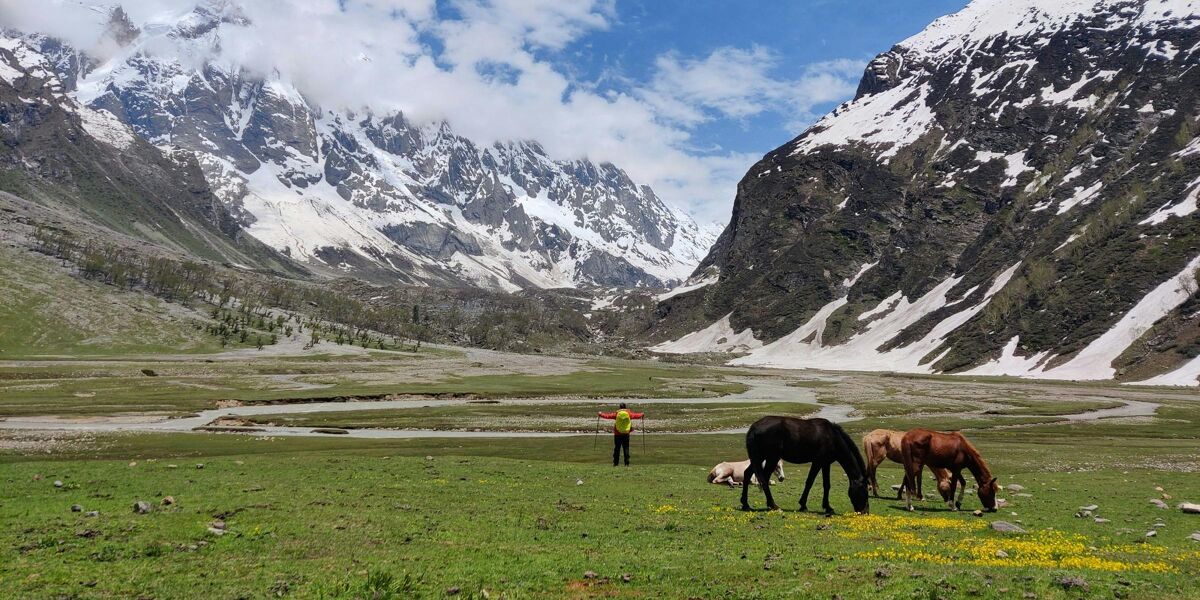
707,459,785,487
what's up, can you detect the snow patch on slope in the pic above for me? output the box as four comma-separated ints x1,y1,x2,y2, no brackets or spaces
966,255,1200,380
653,314,761,354
730,264,1021,373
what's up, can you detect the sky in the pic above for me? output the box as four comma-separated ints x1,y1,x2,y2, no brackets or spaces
1,0,968,224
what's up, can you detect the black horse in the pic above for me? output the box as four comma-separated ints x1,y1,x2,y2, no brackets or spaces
740,416,869,515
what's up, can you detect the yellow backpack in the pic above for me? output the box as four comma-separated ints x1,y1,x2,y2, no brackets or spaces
615,409,633,434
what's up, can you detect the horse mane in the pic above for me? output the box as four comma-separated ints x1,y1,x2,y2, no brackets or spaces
830,422,867,480
954,432,993,480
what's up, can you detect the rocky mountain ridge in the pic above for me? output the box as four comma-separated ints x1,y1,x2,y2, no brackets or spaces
5,2,715,291
653,0,1200,385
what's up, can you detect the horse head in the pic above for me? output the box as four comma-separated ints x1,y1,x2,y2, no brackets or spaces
848,477,869,514
978,477,999,512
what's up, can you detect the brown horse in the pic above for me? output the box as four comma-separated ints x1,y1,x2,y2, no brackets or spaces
900,429,998,512
862,429,953,501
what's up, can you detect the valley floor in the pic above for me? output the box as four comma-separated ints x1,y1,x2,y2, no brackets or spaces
2,345,1199,599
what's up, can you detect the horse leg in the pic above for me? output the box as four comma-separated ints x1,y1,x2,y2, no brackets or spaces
740,460,757,511
954,471,967,511
820,462,833,516
866,453,882,498
760,459,779,511
903,461,920,512
799,463,820,512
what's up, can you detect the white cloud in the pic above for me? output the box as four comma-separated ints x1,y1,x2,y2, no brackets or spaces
0,0,863,224
639,48,863,130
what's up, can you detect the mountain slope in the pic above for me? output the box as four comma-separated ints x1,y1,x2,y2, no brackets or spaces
0,32,298,274
653,0,1200,385
14,3,715,291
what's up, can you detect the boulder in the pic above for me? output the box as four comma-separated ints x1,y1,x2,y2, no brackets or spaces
1056,576,1088,591
991,521,1026,534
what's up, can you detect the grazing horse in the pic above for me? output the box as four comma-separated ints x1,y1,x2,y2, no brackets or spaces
740,416,869,515
900,429,998,512
708,460,785,487
862,429,953,500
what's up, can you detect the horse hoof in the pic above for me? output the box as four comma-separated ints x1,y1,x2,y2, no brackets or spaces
768,505,781,511
740,504,751,512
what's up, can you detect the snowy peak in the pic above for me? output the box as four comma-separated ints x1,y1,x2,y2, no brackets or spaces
659,0,1200,386
7,5,714,291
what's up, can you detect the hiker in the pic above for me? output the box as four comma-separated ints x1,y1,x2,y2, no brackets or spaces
598,403,644,466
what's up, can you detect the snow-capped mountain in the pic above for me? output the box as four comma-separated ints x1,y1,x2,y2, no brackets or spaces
653,0,1200,385
12,3,715,291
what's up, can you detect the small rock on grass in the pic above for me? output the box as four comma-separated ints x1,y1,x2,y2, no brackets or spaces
446,587,461,596
161,496,175,506
53,480,63,488
1189,532,1200,542
1056,576,1088,591
972,510,983,517
133,501,152,514
70,504,83,512
85,511,99,518
995,550,1009,558
1006,484,1025,492
1079,504,1099,512
1145,530,1157,538
620,574,632,583
1094,518,1111,524
582,571,597,580
991,521,1026,534
1179,502,1200,514
195,463,205,470
1150,499,1169,509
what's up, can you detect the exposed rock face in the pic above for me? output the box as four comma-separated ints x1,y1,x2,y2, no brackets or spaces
655,0,1200,385
11,4,716,291
0,31,296,273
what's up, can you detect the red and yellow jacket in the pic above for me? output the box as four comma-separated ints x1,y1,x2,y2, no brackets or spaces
599,409,644,435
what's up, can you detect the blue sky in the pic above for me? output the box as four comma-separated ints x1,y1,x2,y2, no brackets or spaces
564,0,968,159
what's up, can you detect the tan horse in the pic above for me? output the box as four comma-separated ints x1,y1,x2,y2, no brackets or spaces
901,428,998,512
708,460,784,487
863,429,952,500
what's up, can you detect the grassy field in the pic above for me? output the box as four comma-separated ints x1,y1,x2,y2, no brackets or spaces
3,343,1200,598
0,356,749,418
0,249,225,358
2,425,1199,599
241,401,815,432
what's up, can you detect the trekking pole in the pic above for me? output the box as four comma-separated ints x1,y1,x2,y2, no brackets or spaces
592,413,600,450
641,415,647,454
